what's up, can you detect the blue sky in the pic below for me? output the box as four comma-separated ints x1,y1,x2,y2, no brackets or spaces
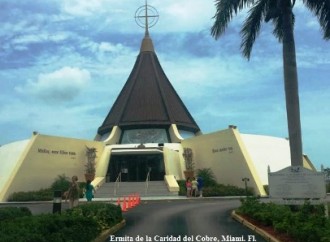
0,0,329,170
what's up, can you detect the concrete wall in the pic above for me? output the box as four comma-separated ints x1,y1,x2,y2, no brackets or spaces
240,134,291,185
163,144,184,180
0,133,104,201
182,128,266,196
0,139,31,201
241,134,316,185
1,128,317,201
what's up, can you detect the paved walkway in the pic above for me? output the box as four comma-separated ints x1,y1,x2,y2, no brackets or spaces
112,198,268,242
0,196,227,215
1,195,329,215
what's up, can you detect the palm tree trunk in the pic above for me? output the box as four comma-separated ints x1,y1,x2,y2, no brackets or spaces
281,0,303,166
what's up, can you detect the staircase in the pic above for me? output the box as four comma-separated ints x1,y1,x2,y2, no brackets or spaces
95,181,178,198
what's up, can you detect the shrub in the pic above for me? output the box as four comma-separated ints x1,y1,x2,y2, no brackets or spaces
177,180,187,196
0,203,123,242
7,174,86,202
65,203,123,230
0,213,100,242
51,174,70,192
203,184,254,197
178,176,253,197
51,174,86,199
196,168,217,187
237,197,330,242
8,188,53,202
0,207,32,221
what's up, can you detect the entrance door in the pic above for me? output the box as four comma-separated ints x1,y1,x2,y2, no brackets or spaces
107,154,165,182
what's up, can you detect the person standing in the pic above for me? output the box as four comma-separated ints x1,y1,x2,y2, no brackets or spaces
66,175,80,208
197,176,204,197
85,180,96,202
191,177,198,197
185,177,192,197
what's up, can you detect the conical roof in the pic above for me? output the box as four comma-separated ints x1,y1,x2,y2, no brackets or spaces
97,35,200,135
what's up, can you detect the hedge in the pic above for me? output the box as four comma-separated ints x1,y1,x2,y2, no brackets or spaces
7,174,86,202
0,203,123,242
178,180,254,197
237,196,330,242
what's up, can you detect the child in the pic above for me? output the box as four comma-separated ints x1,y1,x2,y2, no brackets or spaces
186,177,192,197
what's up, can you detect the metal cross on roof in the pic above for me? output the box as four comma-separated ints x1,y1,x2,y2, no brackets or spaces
135,0,159,36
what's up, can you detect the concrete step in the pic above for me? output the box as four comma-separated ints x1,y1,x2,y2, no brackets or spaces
95,181,178,198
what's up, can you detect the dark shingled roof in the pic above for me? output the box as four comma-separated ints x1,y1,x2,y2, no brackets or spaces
97,35,200,135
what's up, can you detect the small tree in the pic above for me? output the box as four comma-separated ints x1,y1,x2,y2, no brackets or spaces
182,148,194,171
85,146,97,174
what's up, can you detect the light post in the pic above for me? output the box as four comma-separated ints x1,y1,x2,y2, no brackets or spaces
242,177,250,197
53,190,62,214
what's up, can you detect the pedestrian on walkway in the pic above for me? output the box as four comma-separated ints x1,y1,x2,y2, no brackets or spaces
66,175,80,208
191,177,198,197
186,177,192,197
84,180,96,202
197,176,204,197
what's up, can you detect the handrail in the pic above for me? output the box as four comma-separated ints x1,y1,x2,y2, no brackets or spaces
114,172,122,196
145,170,151,195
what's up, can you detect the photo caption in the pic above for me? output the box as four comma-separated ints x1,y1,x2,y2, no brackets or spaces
109,234,258,242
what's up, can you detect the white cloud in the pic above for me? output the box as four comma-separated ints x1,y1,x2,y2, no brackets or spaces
99,42,122,52
159,1,214,32
161,52,282,100
61,0,106,16
15,67,91,103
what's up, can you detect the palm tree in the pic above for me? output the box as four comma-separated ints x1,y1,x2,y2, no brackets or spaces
211,0,330,167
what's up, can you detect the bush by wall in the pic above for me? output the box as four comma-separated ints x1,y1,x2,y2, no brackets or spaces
177,180,187,196
8,174,86,202
51,174,71,192
196,168,217,187
178,168,254,197
203,184,254,197
177,180,253,197
7,188,53,201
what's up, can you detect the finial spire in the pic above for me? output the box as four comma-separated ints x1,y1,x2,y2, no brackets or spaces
135,1,159,52
135,1,159,37
145,0,149,37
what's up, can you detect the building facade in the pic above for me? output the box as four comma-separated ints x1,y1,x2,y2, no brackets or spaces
0,12,316,201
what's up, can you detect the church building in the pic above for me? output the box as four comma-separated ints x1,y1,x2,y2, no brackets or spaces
0,4,316,202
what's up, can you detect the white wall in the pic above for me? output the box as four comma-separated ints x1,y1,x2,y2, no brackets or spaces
163,145,184,180
182,128,267,195
0,139,30,197
240,134,291,185
0,134,104,201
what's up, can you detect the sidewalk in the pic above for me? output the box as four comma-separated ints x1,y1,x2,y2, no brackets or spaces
1,195,329,215
0,195,188,215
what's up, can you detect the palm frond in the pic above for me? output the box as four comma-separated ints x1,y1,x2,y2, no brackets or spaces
240,0,269,59
265,0,280,22
271,13,295,42
271,16,284,42
303,0,330,39
211,0,256,39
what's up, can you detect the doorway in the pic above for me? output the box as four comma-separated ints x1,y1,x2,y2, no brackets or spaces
107,154,165,182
